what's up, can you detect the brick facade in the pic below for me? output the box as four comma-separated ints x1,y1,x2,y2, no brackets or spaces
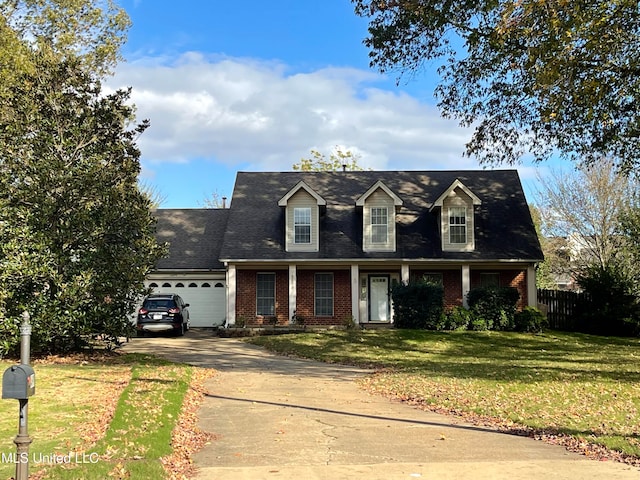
236,268,352,326
470,269,528,309
236,266,529,326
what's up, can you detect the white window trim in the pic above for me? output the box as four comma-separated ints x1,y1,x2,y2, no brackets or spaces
449,206,467,244
370,206,388,244
256,272,276,316
314,272,334,317
293,207,312,244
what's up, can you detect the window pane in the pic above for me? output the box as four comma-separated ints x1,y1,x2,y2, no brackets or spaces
294,208,311,244
256,273,275,315
480,273,500,287
315,273,334,316
449,207,466,244
371,207,387,243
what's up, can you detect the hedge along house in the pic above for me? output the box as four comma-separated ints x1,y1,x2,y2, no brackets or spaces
218,170,543,327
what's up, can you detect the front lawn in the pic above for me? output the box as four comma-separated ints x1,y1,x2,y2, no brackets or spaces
0,353,212,480
248,330,640,462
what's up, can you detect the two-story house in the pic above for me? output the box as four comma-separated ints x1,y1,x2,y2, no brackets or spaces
149,169,539,328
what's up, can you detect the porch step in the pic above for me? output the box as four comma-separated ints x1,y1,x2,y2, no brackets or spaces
361,323,393,330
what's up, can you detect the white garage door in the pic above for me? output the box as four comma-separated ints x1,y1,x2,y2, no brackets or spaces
146,279,226,327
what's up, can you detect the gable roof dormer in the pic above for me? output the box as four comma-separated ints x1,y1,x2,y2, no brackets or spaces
430,179,482,252
279,181,326,252
356,180,403,253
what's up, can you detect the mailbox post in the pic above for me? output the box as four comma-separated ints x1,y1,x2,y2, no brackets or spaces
1,312,34,480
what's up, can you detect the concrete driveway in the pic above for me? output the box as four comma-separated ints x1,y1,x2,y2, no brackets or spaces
123,329,640,480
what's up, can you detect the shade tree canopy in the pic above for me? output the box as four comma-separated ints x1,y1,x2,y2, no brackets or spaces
353,0,640,172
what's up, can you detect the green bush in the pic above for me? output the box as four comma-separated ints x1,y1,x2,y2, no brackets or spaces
575,264,640,336
444,306,472,330
391,280,444,329
467,286,520,331
514,306,548,333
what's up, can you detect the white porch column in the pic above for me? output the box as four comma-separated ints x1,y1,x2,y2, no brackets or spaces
527,264,537,307
401,264,410,285
289,264,297,322
461,264,471,308
226,264,236,326
351,264,360,324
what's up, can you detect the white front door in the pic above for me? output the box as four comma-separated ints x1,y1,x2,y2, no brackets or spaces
369,275,390,322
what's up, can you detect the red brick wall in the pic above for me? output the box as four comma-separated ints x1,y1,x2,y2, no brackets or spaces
295,270,351,326
236,268,352,326
470,269,528,309
236,269,289,325
410,269,463,310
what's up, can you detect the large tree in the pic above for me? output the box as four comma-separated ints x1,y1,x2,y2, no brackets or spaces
293,148,365,171
0,0,130,76
353,1,640,171
0,52,164,355
0,3,163,355
535,160,638,281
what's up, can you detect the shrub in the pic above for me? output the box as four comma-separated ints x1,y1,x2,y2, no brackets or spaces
467,286,520,331
575,264,640,336
514,307,548,333
444,306,472,330
391,280,444,329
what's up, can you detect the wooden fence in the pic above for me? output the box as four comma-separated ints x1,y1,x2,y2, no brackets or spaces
537,288,589,331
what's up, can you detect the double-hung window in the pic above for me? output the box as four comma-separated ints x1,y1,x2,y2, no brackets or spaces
449,207,467,244
256,273,275,316
315,273,334,316
294,207,311,244
371,207,388,244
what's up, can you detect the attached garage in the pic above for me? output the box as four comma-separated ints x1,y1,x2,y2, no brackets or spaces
148,208,231,328
145,278,226,327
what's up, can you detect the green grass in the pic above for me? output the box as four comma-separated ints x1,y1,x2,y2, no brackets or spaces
0,353,193,480
248,330,640,458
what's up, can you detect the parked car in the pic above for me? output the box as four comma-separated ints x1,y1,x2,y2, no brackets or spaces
137,293,190,336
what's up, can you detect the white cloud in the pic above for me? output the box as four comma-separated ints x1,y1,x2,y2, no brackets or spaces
108,52,478,172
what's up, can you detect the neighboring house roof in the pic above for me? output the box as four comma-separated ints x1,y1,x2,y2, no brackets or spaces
153,208,230,271
219,170,543,262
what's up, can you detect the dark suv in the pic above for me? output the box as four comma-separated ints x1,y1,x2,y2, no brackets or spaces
137,293,190,336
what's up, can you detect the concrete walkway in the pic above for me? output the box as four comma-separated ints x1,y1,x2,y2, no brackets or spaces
123,330,640,480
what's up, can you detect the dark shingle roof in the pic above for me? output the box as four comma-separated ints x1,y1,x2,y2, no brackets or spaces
153,209,229,271
219,170,543,262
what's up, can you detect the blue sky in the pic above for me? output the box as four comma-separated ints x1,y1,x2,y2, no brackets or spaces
111,0,546,208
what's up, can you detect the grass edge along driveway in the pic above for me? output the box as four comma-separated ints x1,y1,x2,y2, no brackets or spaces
0,353,214,480
248,329,640,465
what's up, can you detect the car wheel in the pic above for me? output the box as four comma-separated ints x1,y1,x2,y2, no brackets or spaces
136,329,145,337
177,323,185,336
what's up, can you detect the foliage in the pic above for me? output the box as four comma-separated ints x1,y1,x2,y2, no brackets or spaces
353,1,640,171
514,306,548,333
529,204,566,289
575,264,640,336
0,0,130,77
249,329,640,459
443,306,472,330
466,286,520,331
535,161,637,278
391,280,444,329
0,53,165,356
293,147,365,171
618,195,640,295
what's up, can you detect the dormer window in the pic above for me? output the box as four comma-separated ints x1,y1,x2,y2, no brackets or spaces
449,207,467,244
371,207,388,243
294,207,311,244
279,181,326,252
430,179,482,252
356,180,403,253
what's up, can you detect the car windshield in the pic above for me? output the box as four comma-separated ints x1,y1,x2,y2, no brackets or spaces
143,299,176,310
